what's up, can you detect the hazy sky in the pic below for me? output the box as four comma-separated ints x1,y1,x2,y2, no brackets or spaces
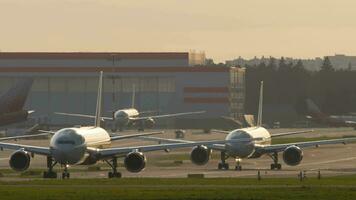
1,0,356,62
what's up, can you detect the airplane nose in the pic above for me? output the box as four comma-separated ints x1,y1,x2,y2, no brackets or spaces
52,145,86,165
115,112,130,125
50,129,86,164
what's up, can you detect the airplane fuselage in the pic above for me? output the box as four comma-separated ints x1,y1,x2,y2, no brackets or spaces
113,108,139,127
49,127,111,165
225,127,271,158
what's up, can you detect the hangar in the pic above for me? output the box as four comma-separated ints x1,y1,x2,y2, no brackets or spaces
0,52,245,129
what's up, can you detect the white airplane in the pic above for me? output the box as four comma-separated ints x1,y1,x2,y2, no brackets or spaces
56,85,205,131
0,71,250,179
140,81,356,170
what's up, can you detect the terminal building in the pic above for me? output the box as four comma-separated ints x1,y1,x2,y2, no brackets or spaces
0,52,245,129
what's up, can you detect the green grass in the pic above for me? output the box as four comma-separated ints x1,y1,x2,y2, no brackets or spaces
1,177,356,199
2,175,356,186
0,186,355,200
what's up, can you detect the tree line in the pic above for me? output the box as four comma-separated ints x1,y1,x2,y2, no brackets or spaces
244,57,356,118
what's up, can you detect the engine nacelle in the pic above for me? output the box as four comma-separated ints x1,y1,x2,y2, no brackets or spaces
124,151,146,173
144,118,155,128
283,146,303,166
9,150,31,171
190,145,210,165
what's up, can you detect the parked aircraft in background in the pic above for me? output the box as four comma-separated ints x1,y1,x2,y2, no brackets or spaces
0,78,34,127
141,81,356,171
56,84,205,131
0,72,249,179
302,98,356,128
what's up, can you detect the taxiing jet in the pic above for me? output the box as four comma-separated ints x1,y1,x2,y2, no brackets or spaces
56,85,205,131
0,78,34,127
0,72,249,179
141,81,356,171
302,98,356,128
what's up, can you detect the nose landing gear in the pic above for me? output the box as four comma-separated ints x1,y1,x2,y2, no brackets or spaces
234,158,242,171
62,164,70,179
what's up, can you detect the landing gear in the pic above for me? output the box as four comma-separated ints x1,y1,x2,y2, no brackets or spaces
269,152,282,170
234,158,242,171
105,157,122,178
62,164,70,179
175,130,185,139
43,156,57,179
218,151,229,170
111,127,117,132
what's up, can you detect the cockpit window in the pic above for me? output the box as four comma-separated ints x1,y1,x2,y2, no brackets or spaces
57,140,75,145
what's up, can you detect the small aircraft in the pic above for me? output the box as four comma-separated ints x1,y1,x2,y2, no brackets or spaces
303,98,356,128
56,85,205,131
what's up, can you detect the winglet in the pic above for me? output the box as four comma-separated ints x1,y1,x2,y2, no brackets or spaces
131,84,136,108
94,71,104,127
257,81,264,127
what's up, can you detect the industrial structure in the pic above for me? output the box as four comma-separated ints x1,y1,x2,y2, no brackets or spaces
0,52,245,129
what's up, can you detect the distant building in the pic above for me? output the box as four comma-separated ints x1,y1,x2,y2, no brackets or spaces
0,52,244,129
226,54,356,71
189,50,206,66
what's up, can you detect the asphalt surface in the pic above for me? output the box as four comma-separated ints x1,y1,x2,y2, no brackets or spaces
0,128,355,179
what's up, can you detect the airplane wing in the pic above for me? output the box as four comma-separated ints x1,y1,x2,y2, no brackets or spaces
211,129,314,137
137,136,195,144
270,130,314,137
255,137,356,154
131,111,206,120
211,129,230,134
345,121,356,125
133,136,261,152
55,112,112,121
0,142,50,155
109,131,164,141
37,130,56,135
93,139,256,158
0,133,49,141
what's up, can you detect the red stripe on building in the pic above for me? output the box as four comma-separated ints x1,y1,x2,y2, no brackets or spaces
0,66,230,73
0,52,188,59
184,97,229,104
184,87,228,93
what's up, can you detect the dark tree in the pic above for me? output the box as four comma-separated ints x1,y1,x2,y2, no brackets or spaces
320,56,334,72
205,58,215,66
293,60,305,71
267,57,277,71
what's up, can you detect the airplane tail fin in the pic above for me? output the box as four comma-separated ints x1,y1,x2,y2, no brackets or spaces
305,98,322,115
0,78,34,113
256,81,264,127
94,71,104,127
131,84,136,108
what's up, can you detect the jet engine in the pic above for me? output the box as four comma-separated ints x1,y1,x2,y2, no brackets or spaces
9,150,31,171
282,146,303,166
190,145,210,165
124,151,147,173
144,118,155,129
